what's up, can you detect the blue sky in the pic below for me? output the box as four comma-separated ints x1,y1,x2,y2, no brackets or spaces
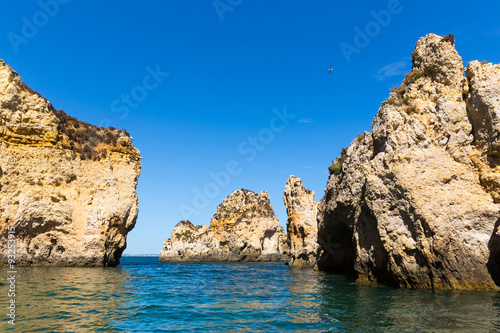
1,1,499,254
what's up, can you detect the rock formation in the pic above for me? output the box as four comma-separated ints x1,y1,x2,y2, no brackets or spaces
0,60,141,266
316,34,500,290
160,189,288,262
159,221,220,262
283,176,319,267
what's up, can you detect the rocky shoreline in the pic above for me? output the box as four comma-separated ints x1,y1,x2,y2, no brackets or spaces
3,33,500,290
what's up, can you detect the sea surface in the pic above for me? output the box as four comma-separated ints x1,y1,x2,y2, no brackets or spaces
2,256,500,332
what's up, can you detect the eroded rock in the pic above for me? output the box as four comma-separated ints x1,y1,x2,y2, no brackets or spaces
283,176,319,267
466,61,500,156
0,60,141,266
317,34,500,290
160,189,289,262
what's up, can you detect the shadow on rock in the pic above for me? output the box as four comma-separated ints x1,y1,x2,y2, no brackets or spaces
487,218,500,286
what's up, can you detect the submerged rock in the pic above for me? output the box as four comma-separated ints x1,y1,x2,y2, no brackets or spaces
160,189,288,262
0,60,141,266
283,176,319,267
317,34,500,290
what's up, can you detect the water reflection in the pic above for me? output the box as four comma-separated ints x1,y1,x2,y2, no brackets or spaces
0,266,127,332
316,273,500,332
1,259,500,332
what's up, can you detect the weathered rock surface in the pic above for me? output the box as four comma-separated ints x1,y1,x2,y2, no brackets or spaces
283,176,318,267
159,221,220,262
160,189,289,262
317,34,500,290
0,60,141,266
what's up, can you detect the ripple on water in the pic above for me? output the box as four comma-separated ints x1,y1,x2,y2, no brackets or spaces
1,258,500,332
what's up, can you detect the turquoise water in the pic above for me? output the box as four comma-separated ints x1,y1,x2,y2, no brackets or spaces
2,257,500,332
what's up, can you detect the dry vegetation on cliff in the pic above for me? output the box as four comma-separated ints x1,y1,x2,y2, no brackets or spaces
52,109,134,161
0,59,139,162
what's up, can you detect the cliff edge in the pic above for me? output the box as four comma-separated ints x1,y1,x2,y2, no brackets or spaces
0,60,141,266
317,34,500,290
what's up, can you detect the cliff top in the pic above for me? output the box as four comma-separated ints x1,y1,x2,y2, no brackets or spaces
0,60,140,160
209,189,277,233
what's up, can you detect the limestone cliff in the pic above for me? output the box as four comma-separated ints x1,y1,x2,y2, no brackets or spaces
159,221,220,262
317,34,500,290
0,60,141,266
160,189,288,262
283,176,318,267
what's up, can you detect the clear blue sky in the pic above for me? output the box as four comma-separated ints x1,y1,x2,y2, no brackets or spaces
1,1,499,254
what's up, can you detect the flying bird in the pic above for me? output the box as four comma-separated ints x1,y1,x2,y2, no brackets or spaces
329,65,333,74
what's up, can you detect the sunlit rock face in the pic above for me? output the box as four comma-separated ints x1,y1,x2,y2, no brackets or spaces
283,175,319,267
0,60,141,267
160,189,289,262
317,34,500,290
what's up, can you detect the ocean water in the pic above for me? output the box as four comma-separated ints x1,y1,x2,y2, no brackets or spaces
2,257,500,332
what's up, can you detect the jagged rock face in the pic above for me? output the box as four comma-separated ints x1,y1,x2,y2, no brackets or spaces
0,60,141,266
159,221,221,262
160,189,289,262
209,189,287,255
317,34,500,290
283,176,318,267
466,61,500,156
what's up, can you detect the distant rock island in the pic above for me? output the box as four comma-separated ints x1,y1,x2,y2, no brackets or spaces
0,60,141,266
159,189,288,262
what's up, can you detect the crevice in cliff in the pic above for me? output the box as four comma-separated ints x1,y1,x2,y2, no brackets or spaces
463,72,476,146
487,218,500,287
356,202,399,287
316,201,356,274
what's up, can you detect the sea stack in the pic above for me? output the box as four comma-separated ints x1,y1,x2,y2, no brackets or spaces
316,33,500,290
160,189,289,262
283,176,319,267
0,60,141,266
